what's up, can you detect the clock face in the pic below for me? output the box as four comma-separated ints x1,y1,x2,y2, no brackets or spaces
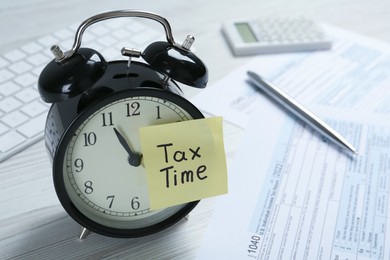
54,89,203,237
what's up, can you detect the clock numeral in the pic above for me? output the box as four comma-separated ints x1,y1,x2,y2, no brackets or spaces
84,181,94,194
83,132,97,146
156,105,161,119
74,158,84,172
131,196,140,210
126,102,140,117
101,112,113,126
106,195,115,208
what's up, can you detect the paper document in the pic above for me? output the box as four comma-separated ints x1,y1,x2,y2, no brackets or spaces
197,101,390,259
192,24,390,128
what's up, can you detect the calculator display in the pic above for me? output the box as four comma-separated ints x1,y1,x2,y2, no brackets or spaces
235,22,258,43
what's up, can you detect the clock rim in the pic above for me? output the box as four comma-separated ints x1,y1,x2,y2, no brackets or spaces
52,87,204,237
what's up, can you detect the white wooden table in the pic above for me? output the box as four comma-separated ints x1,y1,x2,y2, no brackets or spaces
1,0,390,258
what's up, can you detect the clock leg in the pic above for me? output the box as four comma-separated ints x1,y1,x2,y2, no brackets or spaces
79,226,90,239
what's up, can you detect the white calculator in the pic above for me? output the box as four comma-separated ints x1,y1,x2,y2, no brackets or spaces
222,16,332,56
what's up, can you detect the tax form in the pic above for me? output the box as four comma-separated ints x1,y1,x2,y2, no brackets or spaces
192,24,390,128
197,101,390,259
194,24,390,259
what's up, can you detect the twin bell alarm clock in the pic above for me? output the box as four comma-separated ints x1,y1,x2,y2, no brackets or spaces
38,10,208,238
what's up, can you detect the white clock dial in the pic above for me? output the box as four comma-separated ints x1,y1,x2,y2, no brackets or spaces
62,94,196,229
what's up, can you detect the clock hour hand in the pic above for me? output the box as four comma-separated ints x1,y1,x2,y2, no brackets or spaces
113,127,142,167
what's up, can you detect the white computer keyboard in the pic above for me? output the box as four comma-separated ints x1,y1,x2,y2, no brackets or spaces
0,19,162,162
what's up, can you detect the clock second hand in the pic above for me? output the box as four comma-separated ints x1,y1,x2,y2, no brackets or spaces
113,127,142,167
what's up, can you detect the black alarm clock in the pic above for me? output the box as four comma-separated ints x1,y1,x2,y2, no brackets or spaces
38,10,208,238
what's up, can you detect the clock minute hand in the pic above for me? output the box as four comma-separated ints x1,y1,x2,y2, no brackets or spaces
113,127,142,167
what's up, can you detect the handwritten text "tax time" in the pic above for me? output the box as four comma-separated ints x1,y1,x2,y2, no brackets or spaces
157,143,207,188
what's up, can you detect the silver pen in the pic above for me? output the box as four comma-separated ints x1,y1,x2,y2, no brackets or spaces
247,71,357,154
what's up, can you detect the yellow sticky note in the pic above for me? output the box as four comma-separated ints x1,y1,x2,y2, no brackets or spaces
139,116,228,210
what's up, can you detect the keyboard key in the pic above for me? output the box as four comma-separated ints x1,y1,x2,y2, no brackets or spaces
83,33,96,44
97,35,118,47
0,69,15,83
132,30,160,45
111,28,130,40
0,97,23,113
0,81,21,96
86,42,104,52
1,110,29,127
102,47,122,60
21,100,48,117
38,35,59,47
15,88,39,103
9,60,33,74
0,57,9,68
0,131,26,152
27,53,50,66
17,113,47,138
21,42,43,54
54,28,74,40
60,39,74,51
14,72,37,87
126,21,145,33
91,25,110,36
105,19,127,29
0,122,7,135
32,65,45,76
3,49,26,62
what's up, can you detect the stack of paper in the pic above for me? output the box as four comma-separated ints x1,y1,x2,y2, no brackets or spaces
194,25,390,259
